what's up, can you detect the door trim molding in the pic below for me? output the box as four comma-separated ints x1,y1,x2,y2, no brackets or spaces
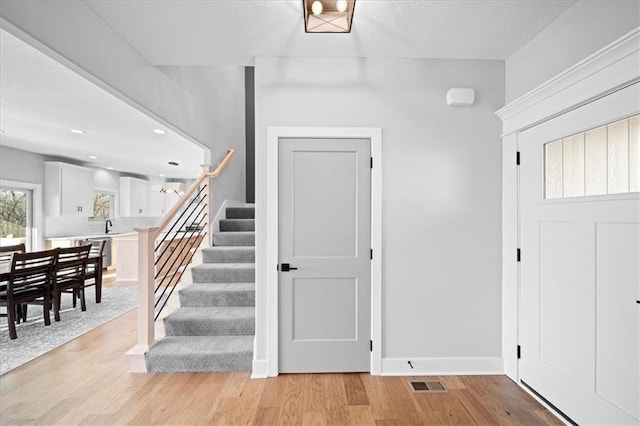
263,127,382,377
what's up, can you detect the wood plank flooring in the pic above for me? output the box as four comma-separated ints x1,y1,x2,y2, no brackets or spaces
0,278,561,425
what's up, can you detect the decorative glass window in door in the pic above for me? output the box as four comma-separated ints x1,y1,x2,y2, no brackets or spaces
545,114,639,199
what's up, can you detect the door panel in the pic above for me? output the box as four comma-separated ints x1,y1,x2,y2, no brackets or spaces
519,83,639,424
292,277,357,340
279,138,371,373
595,223,640,418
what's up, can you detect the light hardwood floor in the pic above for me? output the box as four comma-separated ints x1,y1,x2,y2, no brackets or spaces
0,277,562,425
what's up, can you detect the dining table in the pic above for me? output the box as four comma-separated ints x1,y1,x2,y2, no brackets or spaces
0,252,102,282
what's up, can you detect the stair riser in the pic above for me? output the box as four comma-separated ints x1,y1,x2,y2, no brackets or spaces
146,353,253,372
213,233,255,246
226,207,255,219
220,220,255,232
202,248,255,263
164,318,255,336
180,291,255,307
191,268,255,283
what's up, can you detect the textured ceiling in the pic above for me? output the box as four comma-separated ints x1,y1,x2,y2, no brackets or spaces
84,0,576,65
0,29,205,179
0,1,576,179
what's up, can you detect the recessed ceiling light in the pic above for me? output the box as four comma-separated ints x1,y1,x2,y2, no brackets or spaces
70,129,86,134
159,174,165,177
88,155,98,159
106,167,114,170
153,129,166,135
168,161,179,166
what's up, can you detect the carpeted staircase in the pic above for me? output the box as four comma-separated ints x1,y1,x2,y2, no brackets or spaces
145,206,255,372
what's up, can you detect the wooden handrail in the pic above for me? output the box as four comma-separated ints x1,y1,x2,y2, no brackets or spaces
153,149,235,237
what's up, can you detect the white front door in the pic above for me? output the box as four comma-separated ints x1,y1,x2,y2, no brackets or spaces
278,138,371,373
519,84,639,425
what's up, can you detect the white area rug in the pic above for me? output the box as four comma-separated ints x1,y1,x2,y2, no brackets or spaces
0,286,137,375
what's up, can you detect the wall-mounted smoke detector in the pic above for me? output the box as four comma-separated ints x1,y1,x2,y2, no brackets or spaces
446,88,475,107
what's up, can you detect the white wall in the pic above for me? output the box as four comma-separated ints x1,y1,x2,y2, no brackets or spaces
0,144,45,185
506,0,640,103
254,56,504,372
93,168,120,192
159,66,247,217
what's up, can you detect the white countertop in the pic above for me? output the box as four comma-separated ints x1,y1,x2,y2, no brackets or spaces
45,233,127,241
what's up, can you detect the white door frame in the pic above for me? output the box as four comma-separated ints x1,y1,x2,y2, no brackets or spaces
265,127,382,376
496,28,639,382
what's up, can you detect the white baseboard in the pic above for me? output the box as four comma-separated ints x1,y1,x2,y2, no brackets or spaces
381,357,503,376
115,279,138,287
126,344,151,373
251,359,269,378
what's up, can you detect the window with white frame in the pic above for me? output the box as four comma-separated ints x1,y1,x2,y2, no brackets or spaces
544,113,639,199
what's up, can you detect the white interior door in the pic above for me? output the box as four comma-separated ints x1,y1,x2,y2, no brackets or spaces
278,138,371,373
519,84,640,425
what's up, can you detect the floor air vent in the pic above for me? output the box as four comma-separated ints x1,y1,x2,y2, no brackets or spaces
408,380,447,393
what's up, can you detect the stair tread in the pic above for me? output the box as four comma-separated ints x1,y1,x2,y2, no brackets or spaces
166,306,255,320
180,282,256,292
193,263,255,269
214,231,255,234
226,207,255,219
181,283,255,292
149,335,253,354
202,246,255,251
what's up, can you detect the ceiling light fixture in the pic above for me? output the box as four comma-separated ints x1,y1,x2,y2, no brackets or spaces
153,129,166,135
160,186,185,196
88,155,98,159
106,167,114,170
70,128,86,134
303,0,355,33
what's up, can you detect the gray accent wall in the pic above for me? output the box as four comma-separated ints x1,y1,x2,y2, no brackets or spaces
245,67,255,203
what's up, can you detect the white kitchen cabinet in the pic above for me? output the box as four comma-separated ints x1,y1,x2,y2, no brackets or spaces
44,162,94,217
120,177,149,217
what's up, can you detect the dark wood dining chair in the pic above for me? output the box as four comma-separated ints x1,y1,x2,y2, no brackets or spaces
0,249,57,339
72,240,105,307
53,245,91,322
0,243,26,263
0,243,27,323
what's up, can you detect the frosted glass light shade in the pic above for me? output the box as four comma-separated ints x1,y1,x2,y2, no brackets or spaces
303,0,356,33
311,1,323,15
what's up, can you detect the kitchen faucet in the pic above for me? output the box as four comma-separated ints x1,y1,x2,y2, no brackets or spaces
105,219,113,234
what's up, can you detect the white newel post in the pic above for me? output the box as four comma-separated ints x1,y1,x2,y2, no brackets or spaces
126,225,159,372
200,164,211,251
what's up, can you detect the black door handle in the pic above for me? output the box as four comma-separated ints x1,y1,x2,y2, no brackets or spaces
280,263,298,272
